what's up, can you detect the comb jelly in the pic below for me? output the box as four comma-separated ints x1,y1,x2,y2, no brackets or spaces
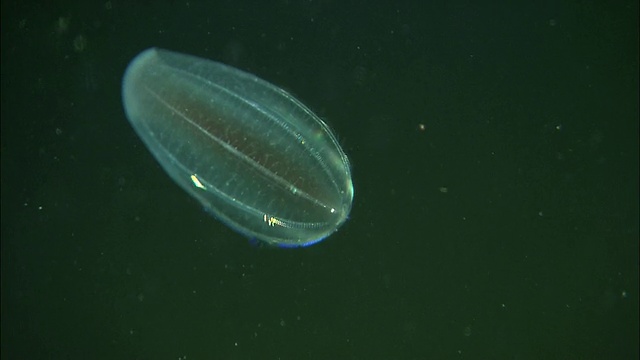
122,48,353,247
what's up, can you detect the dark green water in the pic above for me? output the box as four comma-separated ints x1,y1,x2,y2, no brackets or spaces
2,1,638,359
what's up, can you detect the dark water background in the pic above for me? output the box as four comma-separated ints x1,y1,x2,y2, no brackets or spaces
2,1,638,359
